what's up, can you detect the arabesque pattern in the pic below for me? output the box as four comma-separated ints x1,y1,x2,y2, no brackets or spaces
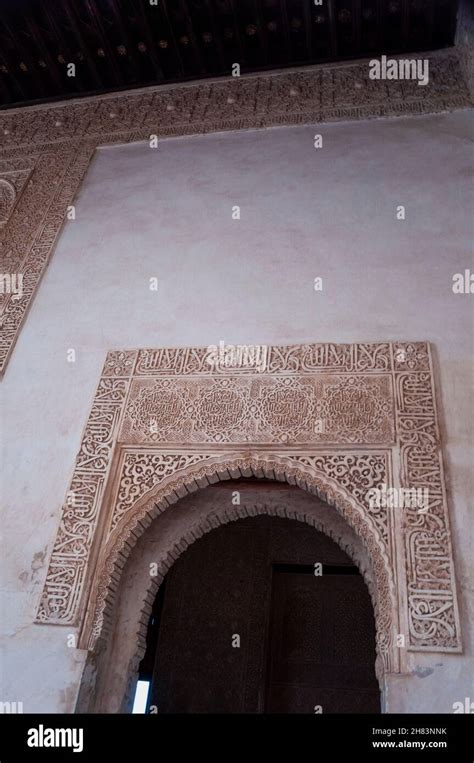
35,342,461,664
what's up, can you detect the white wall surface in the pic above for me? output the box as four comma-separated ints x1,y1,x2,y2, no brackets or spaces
1,109,473,713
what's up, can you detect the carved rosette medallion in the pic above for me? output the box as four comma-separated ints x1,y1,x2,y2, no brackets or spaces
127,383,189,441
197,383,246,439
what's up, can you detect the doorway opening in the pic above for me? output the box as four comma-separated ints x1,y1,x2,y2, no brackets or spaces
135,515,380,714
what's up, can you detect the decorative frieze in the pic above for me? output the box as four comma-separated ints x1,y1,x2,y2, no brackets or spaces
0,52,469,153
119,373,394,445
0,143,94,373
134,342,394,375
395,368,459,650
36,353,136,623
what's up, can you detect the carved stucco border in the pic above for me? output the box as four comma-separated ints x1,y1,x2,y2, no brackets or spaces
0,49,472,375
35,341,462,673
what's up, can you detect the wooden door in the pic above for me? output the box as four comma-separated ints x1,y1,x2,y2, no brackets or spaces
265,566,380,713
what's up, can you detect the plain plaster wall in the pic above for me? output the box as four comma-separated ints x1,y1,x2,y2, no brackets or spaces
1,109,473,713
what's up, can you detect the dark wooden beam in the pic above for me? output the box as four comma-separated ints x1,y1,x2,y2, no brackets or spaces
252,0,268,64
402,0,410,50
327,0,338,58
425,0,435,46
61,0,102,89
0,46,28,101
133,0,166,81
375,0,383,51
22,11,64,92
104,0,143,78
41,3,86,91
84,0,122,86
0,0,458,108
278,0,291,63
353,0,361,54
302,0,313,60
0,65,12,104
1,15,46,97
160,0,185,76
203,0,226,71
228,0,246,68
179,0,206,75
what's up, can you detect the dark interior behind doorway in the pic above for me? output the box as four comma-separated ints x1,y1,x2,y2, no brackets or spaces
139,515,380,714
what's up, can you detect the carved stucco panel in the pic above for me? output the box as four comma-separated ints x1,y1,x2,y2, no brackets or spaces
35,342,462,667
0,143,95,373
119,373,395,445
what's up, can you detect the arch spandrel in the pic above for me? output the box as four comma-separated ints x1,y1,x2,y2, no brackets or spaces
35,342,462,679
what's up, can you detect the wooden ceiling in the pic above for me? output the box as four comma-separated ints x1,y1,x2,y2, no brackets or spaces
0,0,459,109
